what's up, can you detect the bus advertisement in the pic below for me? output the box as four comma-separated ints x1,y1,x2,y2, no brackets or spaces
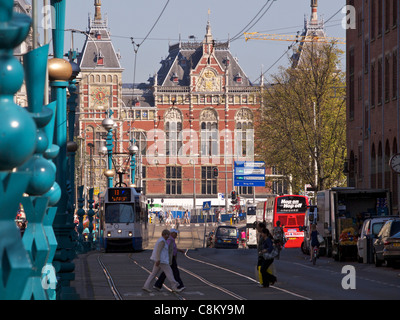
245,204,257,248
256,195,309,248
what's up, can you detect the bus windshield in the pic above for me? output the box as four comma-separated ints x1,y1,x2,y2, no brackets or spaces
105,204,135,223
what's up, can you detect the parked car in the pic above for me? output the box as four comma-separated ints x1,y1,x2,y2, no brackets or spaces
373,218,400,266
357,216,395,263
211,225,239,249
383,231,400,267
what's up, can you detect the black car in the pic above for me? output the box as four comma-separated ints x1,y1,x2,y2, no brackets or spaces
211,226,239,249
373,218,400,266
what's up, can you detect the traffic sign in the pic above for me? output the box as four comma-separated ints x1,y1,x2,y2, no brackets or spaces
234,161,265,187
202,201,211,211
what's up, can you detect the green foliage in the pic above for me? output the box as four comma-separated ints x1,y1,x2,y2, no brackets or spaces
255,42,346,193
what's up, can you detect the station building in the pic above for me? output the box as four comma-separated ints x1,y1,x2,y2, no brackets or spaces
76,2,278,213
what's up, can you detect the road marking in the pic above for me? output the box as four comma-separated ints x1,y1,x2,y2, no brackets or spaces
185,250,312,300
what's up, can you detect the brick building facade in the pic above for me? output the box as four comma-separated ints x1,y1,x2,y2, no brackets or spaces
77,2,273,213
346,0,400,212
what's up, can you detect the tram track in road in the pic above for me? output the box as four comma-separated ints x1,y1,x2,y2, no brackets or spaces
183,249,312,300
97,254,124,300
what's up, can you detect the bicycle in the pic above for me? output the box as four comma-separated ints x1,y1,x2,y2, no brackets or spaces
311,246,319,265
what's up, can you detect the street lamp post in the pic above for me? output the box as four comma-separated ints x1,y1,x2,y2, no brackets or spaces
102,111,115,188
128,141,139,186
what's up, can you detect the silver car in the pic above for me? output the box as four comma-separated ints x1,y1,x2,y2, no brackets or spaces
383,231,400,267
373,219,400,267
357,217,394,263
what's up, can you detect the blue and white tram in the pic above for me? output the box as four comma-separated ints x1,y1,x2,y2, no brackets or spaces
99,187,149,252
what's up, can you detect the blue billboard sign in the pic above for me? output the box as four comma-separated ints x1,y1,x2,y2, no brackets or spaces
234,161,265,187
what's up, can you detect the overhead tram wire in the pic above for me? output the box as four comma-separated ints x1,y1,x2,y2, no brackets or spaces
130,0,170,88
230,0,275,43
251,5,345,84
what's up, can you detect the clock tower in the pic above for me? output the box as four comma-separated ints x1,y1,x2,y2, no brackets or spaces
77,0,124,193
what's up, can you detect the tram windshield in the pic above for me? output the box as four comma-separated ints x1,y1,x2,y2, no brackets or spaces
105,204,136,223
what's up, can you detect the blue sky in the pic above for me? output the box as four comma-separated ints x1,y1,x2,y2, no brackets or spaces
43,0,346,84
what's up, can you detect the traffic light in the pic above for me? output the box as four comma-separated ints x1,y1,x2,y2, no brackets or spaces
213,167,218,178
231,190,237,204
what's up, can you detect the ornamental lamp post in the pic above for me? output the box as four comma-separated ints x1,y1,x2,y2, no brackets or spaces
128,142,138,186
101,115,114,188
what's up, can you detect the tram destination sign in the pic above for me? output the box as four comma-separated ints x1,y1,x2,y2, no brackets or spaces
108,187,131,202
234,161,265,187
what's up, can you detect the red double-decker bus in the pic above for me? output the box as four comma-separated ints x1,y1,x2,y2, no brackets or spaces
256,195,309,248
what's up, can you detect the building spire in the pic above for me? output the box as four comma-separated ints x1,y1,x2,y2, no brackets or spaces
311,0,318,21
204,9,213,44
94,0,102,21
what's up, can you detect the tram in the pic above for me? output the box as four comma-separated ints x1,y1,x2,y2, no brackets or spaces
99,186,149,252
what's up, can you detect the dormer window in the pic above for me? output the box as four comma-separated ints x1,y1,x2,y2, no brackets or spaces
171,73,178,83
96,32,101,40
235,73,242,83
97,50,104,66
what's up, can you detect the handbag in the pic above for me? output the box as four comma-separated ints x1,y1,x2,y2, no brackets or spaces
263,246,278,259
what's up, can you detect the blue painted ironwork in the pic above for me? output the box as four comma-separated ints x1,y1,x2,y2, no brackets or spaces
87,188,95,249
76,186,86,253
49,0,79,300
19,43,59,300
0,0,35,299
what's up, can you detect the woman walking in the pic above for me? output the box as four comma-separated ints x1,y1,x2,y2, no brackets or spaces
142,229,179,292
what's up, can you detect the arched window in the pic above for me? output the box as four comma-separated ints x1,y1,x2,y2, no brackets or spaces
200,108,218,156
235,108,254,157
371,143,376,189
164,107,183,156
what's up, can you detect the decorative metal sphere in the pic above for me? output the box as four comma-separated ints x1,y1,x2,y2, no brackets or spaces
128,144,139,155
48,58,73,81
66,141,78,153
102,117,114,131
0,104,37,170
98,145,108,155
104,169,115,178
42,181,61,207
18,155,56,195
69,61,80,80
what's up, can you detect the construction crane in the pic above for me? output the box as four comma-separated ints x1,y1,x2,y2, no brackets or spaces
243,32,346,45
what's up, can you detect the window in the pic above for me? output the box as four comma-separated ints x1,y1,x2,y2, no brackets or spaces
385,55,390,102
385,0,390,32
371,0,376,39
349,48,355,118
200,109,218,156
201,166,217,195
378,57,383,103
378,0,382,36
166,166,182,195
371,62,376,106
393,51,398,99
235,108,254,157
164,108,183,156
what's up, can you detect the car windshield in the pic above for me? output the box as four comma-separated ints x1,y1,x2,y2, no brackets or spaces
371,222,385,236
390,231,400,239
217,227,237,237
391,221,400,235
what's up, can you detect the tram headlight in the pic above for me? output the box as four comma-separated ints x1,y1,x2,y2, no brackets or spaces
118,229,122,234
107,232,111,237
128,231,133,237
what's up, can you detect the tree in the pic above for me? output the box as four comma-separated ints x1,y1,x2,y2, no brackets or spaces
255,42,346,193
